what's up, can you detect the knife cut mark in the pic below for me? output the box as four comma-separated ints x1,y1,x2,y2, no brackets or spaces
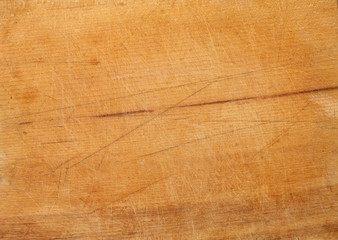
62,81,337,170
18,121,32,125
179,86,338,108
65,78,217,169
66,67,260,169
94,109,154,118
1,59,330,123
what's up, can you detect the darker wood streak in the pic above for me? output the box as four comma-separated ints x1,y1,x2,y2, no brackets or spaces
18,121,32,125
93,109,154,118
179,86,338,108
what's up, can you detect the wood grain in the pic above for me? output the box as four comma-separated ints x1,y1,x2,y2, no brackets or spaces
0,0,337,239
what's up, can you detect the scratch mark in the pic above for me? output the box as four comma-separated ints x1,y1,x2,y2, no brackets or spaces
89,175,172,214
53,156,77,171
65,73,224,169
96,149,108,170
0,63,296,122
1,58,334,123
179,86,338,108
42,140,74,145
126,123,268,164
31,87,60,102
0,79,198,122
18,121,32,125
62,70,336,169
94,109,153,118
204,119,331,124
251,103,311,160
82,190,95,209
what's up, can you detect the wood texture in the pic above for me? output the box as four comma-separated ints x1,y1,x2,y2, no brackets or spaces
0,0,337,239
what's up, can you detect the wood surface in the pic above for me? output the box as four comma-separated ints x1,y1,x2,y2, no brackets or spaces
0,0,337,239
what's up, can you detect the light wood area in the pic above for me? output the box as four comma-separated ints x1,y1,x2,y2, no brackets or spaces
0,0,337,239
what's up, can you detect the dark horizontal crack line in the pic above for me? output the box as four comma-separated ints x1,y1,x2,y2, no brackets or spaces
179,86,338,108
93,109,154,118
18,121,32,125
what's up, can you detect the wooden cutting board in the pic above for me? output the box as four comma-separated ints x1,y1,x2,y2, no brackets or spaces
0,1,337,239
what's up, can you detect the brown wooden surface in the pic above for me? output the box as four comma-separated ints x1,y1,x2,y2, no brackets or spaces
0,1,337,239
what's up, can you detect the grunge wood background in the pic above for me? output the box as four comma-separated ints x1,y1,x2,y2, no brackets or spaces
0,0,337,239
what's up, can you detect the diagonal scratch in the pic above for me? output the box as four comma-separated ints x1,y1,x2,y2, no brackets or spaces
0,69,260,122
63,65,313,169
124,123,269,165
179,86,338,108
62,67,287,170
88,175,172,214
252,102,311,160
1,59,321,123
65,78,218,169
